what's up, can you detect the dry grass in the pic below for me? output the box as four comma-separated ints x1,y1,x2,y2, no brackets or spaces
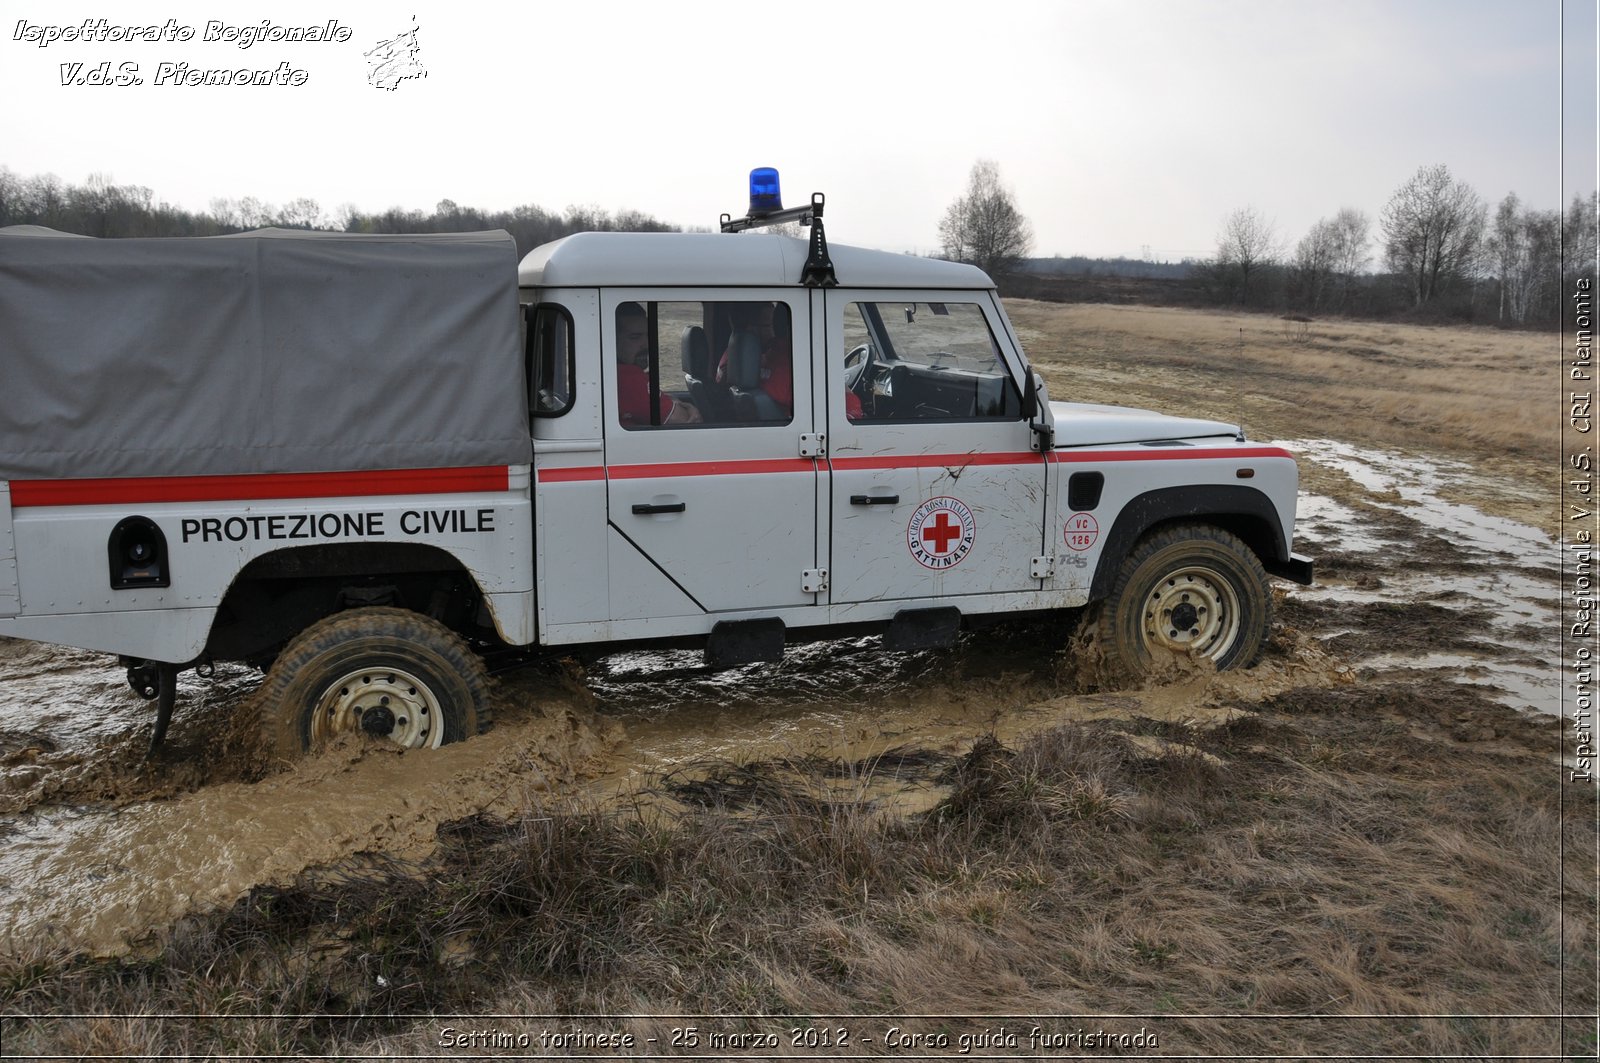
1012,300,1551,471
1010,300,1558,535
2,687,1591,1058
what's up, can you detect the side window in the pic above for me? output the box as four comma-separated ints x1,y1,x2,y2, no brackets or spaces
615,300,795,429
527,303,574,420
843,301,1020,423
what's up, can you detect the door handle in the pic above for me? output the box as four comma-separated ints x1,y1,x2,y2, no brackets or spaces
850,494,899,506
632,502,687,515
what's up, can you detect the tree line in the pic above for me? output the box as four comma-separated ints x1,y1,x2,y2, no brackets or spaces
5,162,1593,329
937,159,1597,329
0,166,679,258
1199,164,1597,327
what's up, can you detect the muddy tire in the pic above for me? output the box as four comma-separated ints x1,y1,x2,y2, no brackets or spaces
257,606,490,764
1095,523,1271,676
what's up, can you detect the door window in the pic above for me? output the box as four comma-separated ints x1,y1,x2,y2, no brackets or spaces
842,301,1021,423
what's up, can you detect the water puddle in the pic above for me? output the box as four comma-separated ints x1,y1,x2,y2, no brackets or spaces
1283,439,1558,717
1286,438,1553,560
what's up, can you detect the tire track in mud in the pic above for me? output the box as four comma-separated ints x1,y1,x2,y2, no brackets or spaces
0,437,1560,956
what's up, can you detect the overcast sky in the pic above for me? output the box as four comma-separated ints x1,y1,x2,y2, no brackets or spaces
1,0,1594,260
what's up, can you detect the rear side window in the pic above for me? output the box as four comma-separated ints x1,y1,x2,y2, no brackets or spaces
614,299,796,429
527,303,574,420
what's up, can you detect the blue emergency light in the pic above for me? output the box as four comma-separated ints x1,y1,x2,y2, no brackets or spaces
748,167,782,216
720,171,835,286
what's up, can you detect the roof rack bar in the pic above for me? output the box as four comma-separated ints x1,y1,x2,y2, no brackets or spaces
719,192,836,288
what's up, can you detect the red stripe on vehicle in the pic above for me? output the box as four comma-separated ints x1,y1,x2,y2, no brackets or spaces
1050,446,1295,463
537,467,606,483
9,466,511,507
606,458,817,480
533,446,1292,486
830,451,1044,472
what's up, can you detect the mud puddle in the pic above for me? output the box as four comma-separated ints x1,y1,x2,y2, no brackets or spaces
1283,438,1559,718
572,622,1355,822
0,659,613,956
570,629,1062,815
0,644,267,815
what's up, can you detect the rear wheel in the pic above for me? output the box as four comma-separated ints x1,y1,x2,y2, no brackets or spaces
257,606,490,764
1095,524,1271,676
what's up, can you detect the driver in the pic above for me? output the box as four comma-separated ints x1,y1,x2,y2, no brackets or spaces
844,368,865,420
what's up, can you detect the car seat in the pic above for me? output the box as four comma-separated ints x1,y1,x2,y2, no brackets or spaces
680,325,732,421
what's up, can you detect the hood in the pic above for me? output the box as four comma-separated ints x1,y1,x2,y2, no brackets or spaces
1049,401,1240,448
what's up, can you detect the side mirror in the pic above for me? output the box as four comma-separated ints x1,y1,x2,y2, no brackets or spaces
1022,371,1053,451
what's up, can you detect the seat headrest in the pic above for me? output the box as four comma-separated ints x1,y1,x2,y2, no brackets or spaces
680,325,709,378
725,331,763,390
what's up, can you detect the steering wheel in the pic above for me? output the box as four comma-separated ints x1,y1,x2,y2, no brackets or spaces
842,342,875,395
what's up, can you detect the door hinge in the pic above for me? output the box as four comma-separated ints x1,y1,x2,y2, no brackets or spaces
1030,555,1056,579
799,433,826,458
801,568,829,593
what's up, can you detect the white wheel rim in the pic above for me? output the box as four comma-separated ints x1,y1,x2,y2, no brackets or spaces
309,666,445,749
1141,564,1242,661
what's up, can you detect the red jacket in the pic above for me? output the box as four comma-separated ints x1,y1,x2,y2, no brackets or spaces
617,363,675,426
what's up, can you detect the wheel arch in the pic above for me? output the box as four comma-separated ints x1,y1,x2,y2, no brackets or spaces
203,541,499,664
1088,485,1287,602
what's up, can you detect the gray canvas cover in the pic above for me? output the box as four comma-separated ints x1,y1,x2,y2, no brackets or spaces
0,226,531,480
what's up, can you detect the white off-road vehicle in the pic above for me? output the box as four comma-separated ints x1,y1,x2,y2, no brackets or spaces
0,175,1312,761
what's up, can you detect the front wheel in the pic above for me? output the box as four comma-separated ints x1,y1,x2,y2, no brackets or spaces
257,606,490,764
1095,524,1271,676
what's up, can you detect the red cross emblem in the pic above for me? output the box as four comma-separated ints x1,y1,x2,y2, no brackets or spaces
907,496,976,569
922,511,963,554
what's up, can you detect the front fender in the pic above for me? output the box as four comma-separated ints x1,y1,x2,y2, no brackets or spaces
1089,485,1289,601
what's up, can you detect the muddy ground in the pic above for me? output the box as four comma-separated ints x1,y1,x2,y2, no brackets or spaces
0,304,1590,1057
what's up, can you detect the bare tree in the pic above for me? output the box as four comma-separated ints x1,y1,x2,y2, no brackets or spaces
1566,191,1598,289
939,159,1033,277
1489,193,1527,322
1329,207,1370,308
1215,206,1280,305
75,172,115,237
277,197,325,230
1291,218,1338,310
209,197,239,229
0,167,22,227
1381,164,1485,309
27,173,66,226
1488,192,1563,325
237,196,272,229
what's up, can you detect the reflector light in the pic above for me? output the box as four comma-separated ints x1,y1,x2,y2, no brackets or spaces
748,167,782,215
